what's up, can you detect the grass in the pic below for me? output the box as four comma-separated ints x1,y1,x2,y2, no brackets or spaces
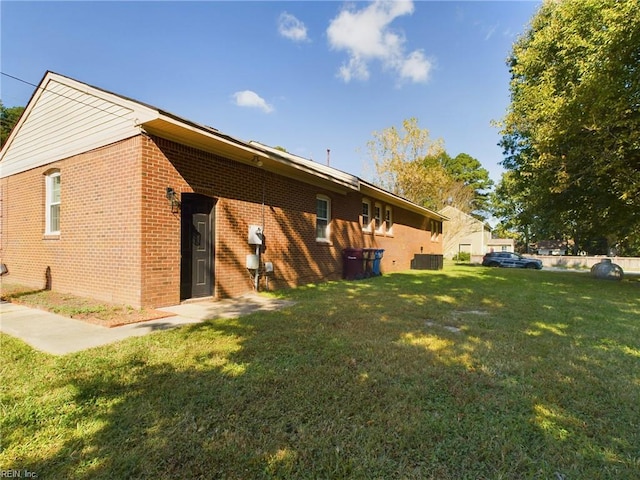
0,285,172,326
1,265,639,479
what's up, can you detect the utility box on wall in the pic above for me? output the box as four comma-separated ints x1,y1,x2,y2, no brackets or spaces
248,225,263,245
246,254,259,270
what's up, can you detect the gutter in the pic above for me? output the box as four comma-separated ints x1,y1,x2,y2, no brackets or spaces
359,180,448,222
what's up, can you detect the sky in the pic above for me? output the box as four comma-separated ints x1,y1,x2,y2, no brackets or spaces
1,0,541,183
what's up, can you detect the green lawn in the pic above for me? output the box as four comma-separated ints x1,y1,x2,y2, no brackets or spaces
2,266,639,479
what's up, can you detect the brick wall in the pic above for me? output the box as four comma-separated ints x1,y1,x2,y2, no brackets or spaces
144,135,353,302
143,135,441,303
1,133,442,308
0,136,143,306
360,205,442,273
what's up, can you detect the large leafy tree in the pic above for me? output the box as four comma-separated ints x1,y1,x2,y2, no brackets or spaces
367,117,444,199
439,151,494,215
367,117,492,215
497,0,640,255
0,101,25,147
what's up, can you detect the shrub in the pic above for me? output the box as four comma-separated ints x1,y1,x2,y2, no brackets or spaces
453,251,471,262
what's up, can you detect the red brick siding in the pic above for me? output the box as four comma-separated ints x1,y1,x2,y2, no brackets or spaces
0,136,143,306
144,136,441,303
144,136,354,302
1,133,443,308
361,204,442,273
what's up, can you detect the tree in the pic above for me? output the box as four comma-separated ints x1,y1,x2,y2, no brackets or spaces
367,117,443,195
490,171,537,252
438,151,494,217
367,117,492,215
0,101,25,147
497,0,640,255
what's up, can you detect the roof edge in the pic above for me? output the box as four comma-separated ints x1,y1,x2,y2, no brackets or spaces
249,141,360,191
360,180,448,221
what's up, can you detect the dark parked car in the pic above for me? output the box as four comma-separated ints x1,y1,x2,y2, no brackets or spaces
482,252,543,269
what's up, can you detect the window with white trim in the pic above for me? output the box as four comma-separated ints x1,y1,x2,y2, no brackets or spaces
385,206,393,234
316,195,331,241
45,171,61,235
374,203,382,232
362,199,372,231
430,219,441,241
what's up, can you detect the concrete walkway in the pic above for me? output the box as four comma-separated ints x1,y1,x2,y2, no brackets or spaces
0,294,294,356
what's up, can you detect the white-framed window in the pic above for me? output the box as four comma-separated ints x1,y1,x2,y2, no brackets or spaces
362,199,372,231
316,195,331,241
385,206,393,234
45,170,61,235
374,203,382,232
430,219,441,241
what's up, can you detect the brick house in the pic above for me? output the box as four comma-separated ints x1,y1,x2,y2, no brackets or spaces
0,72,445,308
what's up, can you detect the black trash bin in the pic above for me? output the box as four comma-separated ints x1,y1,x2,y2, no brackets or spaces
343,248,365,280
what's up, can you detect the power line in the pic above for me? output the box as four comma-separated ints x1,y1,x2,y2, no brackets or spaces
1,71,40,90
1,71,135,122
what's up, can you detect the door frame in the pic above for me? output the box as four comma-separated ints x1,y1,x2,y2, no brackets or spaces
180,193,215,301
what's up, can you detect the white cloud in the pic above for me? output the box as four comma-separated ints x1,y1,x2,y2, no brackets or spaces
326,0,431,84
338,56,370,82
399,49,430,83
232,90,274,113
278,12,309,42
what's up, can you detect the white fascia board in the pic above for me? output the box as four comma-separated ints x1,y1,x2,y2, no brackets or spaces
249,141,360,191
360,180,448,221
152,113,267,159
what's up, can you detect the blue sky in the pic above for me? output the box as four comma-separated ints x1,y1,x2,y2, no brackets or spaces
1,1,540,183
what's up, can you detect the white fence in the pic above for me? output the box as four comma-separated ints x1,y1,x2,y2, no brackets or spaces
471,254,640,273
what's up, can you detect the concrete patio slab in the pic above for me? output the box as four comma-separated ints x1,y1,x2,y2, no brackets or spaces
0,294,294,355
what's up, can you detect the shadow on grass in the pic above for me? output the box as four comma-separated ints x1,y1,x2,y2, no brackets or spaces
4,269,639,478
0,286,47,302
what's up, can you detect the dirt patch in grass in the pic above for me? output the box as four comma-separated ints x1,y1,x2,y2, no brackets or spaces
1,283,174,328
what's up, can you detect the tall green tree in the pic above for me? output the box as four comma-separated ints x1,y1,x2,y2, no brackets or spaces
498,0,640,255
438,152,494,216
0,101,25,147
367,117,492,215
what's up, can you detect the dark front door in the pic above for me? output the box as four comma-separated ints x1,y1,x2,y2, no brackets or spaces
180,194,215,300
